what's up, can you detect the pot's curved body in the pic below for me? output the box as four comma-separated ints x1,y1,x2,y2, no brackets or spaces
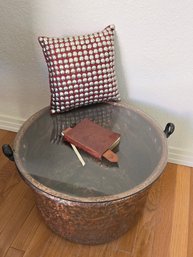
3,102,174,245
34,187,148,244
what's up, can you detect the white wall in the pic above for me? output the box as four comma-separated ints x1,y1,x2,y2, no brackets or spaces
0,0,193,166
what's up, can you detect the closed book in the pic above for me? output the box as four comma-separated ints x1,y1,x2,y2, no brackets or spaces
63,118,120,160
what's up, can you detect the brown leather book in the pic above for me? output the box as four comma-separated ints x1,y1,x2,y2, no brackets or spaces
63,118,120,162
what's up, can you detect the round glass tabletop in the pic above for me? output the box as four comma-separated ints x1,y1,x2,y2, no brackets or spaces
14,102,167,201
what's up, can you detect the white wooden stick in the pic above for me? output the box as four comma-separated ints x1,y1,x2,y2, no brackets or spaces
71,144,86,166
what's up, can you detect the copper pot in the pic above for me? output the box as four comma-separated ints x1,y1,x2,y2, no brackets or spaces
2,102,175,244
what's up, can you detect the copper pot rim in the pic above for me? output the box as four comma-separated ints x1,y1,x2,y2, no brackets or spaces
13,102,168,203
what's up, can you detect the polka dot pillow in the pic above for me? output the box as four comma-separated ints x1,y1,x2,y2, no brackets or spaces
38,25,120,114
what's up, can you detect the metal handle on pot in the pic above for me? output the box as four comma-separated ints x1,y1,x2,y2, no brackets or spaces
2,144,14,161
164,123,175,138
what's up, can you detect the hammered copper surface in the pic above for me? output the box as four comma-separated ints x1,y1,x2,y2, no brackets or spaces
13,102,168,245
34,187,148,245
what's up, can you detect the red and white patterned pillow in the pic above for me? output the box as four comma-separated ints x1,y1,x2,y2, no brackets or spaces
38,25,120,114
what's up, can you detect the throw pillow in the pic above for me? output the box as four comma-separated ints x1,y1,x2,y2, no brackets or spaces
38,25,120,114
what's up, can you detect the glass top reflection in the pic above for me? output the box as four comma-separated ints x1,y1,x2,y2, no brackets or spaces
17,103,163,198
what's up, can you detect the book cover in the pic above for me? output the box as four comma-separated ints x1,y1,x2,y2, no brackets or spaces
63,118,120,160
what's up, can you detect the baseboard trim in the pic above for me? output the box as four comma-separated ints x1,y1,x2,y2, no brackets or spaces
0,114,25,132
0,115,192,167
168,146,193,168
